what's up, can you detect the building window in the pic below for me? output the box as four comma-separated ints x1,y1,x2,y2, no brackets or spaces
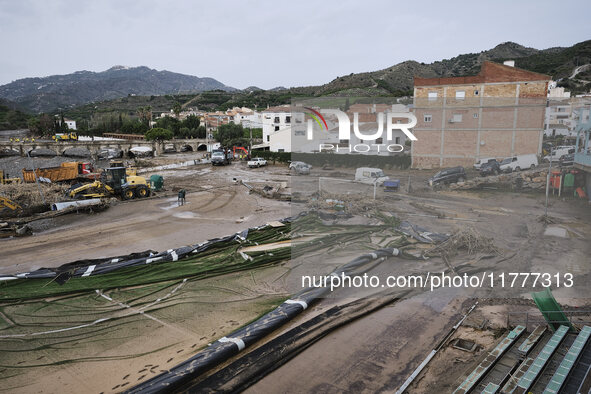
274,126,280,131
278,149,285,152
274,116,280,123
428,92,438,101
424,114,432,122
451,114,462,123
474,90,479,96
266,135,270,142
473,113,479,119
285,116,291,123
395,137,400,144
455,90,465,100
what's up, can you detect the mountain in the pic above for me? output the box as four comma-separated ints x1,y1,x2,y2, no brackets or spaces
314,40,591,96
0,66,236,113
0,98,31,130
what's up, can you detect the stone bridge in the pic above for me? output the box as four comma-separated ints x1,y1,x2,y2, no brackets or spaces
0,139,212,158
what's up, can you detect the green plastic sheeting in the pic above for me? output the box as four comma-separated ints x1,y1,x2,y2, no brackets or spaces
531,288,573,332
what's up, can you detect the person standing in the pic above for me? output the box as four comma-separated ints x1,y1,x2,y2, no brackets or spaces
178,189,186,206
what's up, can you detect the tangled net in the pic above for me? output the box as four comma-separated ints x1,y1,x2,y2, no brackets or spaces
424,228,502,258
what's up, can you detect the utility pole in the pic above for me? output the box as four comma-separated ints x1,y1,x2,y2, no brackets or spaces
545,146,553,217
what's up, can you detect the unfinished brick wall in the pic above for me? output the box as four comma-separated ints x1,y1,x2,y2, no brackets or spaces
411,62,549,168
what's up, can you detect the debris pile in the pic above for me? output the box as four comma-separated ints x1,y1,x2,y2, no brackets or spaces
424,228,502,258
449,169,549,191
0,183,69,217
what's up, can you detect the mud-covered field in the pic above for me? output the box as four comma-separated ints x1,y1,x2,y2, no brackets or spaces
1,151,590,393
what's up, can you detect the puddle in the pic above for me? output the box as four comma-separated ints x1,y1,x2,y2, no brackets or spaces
173,212,199,219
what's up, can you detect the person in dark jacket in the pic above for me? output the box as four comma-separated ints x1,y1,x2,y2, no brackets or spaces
178,189,186,206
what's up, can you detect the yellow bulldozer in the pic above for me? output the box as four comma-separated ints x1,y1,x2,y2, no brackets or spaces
67,167,150,200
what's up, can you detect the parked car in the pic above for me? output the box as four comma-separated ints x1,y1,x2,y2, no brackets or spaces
473,157,497,169
559,153,575,167
479,160,501,176
428,167,466,186
291,162,310,175
289,161,312,170
499,154,538,172
248,157,267,168
211,151,230,166
355,167,389,186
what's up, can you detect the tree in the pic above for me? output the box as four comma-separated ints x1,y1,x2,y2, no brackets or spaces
60,113,69,132
172,102,182,118
215,123,247,147
145,127,173,141
38,114,54,136
182,114,200,130
155,115,180,136
136,106,152,127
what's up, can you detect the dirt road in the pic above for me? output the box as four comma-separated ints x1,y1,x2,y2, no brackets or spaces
0,162,291,274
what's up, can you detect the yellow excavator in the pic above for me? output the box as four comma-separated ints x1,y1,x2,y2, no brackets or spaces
67,167,150,200
0,196,22,213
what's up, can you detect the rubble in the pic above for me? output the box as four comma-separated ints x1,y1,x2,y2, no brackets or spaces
424,228,502,258
448,168,549,191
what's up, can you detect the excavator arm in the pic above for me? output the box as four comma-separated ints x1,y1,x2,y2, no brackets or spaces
0,197,22,212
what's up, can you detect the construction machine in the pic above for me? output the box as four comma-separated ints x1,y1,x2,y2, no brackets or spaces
109,159,138,176
67,167,150,200
22,162,98,183
233,146,249,160
52,132,78,141
0,170,21,185
0,196,22,213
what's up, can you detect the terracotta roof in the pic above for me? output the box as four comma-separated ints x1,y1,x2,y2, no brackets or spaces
414,61,550,87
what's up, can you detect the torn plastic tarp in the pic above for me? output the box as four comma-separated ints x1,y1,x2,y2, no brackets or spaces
397,221,449,244
125,248,401,394
0,217,291,283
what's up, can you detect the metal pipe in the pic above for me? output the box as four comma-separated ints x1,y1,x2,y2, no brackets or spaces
51,199,102,211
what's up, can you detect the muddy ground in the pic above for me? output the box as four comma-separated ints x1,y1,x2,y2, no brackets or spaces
1,152,590,393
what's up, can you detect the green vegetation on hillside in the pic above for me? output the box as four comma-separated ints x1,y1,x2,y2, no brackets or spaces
0,103,31,130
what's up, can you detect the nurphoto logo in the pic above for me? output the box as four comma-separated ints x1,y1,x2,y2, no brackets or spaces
301,107,418,153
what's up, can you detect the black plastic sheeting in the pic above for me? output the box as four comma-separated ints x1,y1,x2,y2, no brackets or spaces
397,221,449,244
125,248,402,394
0,220,283,282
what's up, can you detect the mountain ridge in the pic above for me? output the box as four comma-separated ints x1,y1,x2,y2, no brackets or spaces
0,66,236,113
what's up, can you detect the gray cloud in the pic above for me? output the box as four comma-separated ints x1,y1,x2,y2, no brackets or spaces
0,0,588,89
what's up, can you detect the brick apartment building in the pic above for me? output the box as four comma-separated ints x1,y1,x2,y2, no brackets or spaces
411,61,550,168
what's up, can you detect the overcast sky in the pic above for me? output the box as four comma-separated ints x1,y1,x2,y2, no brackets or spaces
0,0,589,89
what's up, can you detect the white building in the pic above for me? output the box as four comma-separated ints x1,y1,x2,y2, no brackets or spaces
63,118,77,130
545,98,591,137
262,106,291,145
547,81,571,98
269,126,291,152
228,107,262,129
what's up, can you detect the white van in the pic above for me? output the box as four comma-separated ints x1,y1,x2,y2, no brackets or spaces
543,147,575,162
473,157,497,169
355,167,389,185
499,154,538,172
